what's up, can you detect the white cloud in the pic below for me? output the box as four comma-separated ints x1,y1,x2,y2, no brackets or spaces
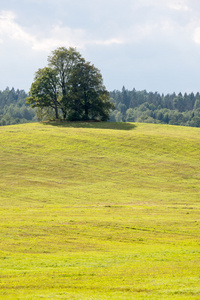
193,27,200,44
131,0,190,11
168,0,190,11
32,24,87,52
0,10,124,53
0,10,87,52
93,38,124,46
0,10,36,44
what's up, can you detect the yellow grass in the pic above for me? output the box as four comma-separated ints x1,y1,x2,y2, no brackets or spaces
0,122,199,299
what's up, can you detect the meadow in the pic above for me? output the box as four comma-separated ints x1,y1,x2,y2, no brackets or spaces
0,121,199,299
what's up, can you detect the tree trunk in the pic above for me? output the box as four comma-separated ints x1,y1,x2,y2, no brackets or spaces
54,97,59,119
55,104,59,119
84,91,89,119
62,108,67,120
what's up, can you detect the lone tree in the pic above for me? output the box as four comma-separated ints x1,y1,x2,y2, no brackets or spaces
26,47,114,121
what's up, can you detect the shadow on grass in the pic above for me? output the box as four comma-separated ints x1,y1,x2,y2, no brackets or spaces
43,120,136,131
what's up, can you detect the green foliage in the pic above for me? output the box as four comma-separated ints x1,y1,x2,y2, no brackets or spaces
0,122,200,299
27,47,114,121
69,61,114,121
48,47,83,119
26,67,60,119
110,87,200,127
35,106,56,121
0,87,36,126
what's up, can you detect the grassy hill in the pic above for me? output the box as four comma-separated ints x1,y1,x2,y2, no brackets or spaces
0,121,199,299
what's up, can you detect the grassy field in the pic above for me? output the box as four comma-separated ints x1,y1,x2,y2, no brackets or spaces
0,121,199,299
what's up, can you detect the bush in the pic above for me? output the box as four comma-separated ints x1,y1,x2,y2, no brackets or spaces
67,111,82,121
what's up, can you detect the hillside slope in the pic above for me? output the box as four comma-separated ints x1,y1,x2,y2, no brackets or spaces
0,122,199,299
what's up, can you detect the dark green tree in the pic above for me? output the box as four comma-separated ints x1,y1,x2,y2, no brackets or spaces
48,47,84,119
27,47,114,121
26,67,60,119
69,61,114,121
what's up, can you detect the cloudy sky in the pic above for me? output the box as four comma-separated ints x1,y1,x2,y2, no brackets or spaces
1,0,200,94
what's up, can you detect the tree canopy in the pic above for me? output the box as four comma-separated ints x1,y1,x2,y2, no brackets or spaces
26,47,114,121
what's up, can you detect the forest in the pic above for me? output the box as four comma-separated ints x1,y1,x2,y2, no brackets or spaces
0,87,36,126
1,86,200,127
110,87,200,127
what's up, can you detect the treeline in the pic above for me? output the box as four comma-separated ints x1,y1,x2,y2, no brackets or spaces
0,87,36,126
109,87,200,127
1,86,200,128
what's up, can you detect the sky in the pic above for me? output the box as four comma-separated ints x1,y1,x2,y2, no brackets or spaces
1,0,200,94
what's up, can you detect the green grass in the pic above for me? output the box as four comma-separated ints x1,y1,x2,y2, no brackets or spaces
0,121,199,299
